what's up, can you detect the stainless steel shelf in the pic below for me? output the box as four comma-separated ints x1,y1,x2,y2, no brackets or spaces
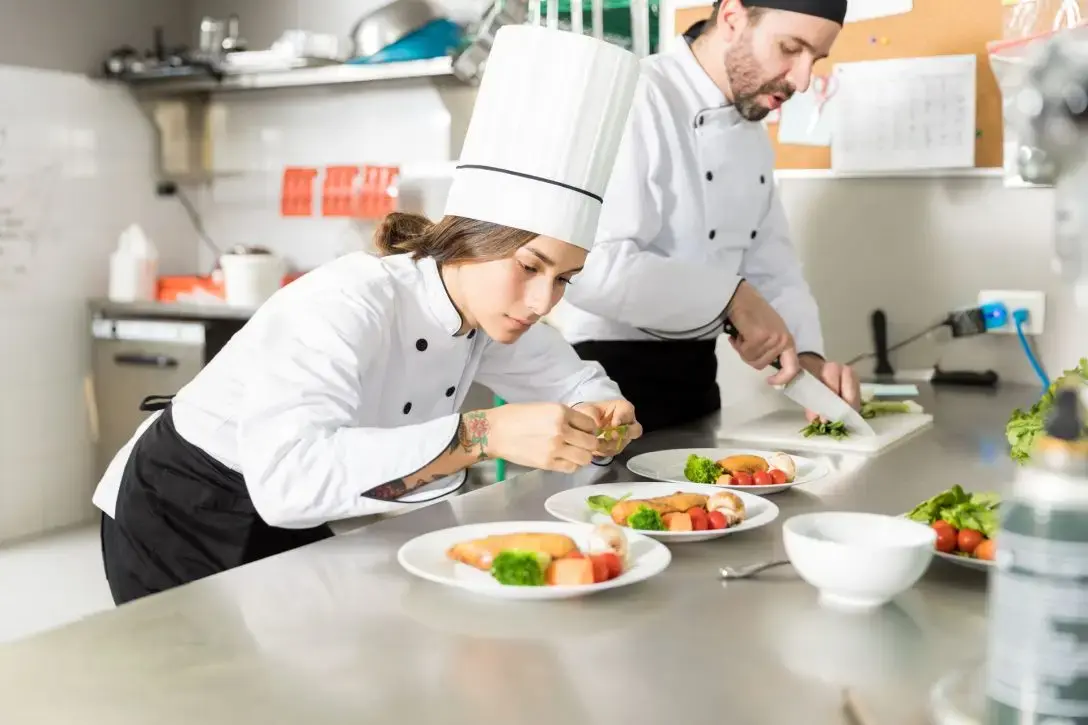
122,57,463,97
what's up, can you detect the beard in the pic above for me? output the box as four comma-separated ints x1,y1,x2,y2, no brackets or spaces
724,35,795,122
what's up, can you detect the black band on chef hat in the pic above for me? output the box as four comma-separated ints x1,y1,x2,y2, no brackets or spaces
683,0,847,38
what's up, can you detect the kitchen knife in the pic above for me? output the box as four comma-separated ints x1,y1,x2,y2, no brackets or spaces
723,319,876,436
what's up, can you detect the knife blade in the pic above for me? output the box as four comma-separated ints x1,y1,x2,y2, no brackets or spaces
782,369,876,436
723,319,875,436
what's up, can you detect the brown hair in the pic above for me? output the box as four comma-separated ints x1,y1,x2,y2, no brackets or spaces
373,212,538,264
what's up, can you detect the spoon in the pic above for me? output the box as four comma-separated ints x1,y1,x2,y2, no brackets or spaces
718,559,790,580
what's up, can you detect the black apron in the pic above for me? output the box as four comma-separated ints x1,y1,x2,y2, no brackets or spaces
574,339,720,433
101,396,333,606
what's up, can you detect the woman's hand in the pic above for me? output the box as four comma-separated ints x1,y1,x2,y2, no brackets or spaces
478,403,601,474
572,399,643,458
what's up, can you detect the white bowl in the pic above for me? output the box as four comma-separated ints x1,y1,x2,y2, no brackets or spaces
782,512,936,612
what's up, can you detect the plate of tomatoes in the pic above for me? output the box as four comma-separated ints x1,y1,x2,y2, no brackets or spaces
905,485,998,571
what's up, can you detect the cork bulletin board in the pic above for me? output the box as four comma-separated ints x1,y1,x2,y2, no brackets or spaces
674,0,1005,170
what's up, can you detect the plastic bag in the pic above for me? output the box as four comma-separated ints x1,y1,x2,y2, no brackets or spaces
988,0,1087,186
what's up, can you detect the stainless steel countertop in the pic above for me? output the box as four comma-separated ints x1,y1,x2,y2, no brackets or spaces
89,298,257,321
0,384,1032,725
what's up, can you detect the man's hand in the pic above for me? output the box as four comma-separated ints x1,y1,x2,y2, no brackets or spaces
573,400,643,457
726,281,800,385
800,354,862,422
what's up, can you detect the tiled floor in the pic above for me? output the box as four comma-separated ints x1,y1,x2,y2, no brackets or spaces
0,523,114,645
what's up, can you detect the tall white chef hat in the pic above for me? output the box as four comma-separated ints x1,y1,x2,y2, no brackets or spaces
443,25,640,251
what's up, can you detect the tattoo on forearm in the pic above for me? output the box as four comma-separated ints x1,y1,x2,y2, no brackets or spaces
460,411,489,460
362,413,491,501
363,472,446,501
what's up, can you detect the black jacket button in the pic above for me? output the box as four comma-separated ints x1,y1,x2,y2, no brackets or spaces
415,338,428,351
750,230,757,239
706,171,713,181
697,116,704,126
467,329,476,340
445,386,455,397
760,175,766,184
403,402,412,414
709,230,716,240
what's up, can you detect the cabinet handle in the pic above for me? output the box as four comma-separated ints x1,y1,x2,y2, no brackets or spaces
113,353,179,368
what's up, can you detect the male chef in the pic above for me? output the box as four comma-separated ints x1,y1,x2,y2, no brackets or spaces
558,0,861,432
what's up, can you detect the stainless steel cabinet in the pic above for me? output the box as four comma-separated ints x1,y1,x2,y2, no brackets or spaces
90,318,205,480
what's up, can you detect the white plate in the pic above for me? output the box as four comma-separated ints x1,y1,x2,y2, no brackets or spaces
544,482,780,543
626,447,828,495
935,550,992,571
397,520,672,600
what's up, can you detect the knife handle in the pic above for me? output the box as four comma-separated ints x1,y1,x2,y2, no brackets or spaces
724,319,783,371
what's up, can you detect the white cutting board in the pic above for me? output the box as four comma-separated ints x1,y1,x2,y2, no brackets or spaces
717,410,934,454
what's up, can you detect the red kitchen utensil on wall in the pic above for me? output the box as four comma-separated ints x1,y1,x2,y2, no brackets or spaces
322,165,361,217
352,165,400,219
280,167,318,217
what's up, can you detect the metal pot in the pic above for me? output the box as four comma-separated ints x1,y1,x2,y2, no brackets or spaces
350,0,441,59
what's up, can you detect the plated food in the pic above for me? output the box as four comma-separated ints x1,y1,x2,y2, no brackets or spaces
397,520,671,600
906,485,999,569
545,482,780,543
684,451,797,487
627,447,827,494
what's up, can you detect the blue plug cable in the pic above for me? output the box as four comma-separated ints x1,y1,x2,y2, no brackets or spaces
1012,308,1050,392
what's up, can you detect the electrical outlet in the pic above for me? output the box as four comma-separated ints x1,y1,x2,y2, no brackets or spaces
978,289,1047,335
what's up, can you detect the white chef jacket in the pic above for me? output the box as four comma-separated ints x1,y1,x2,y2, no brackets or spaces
558,39,824,356
92,252,621,529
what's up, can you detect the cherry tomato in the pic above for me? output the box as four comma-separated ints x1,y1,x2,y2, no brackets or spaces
752,471,773,487
707,510,728,530
595,551,623,580
589,555,610,583
732,471,753,486
688,507,709,531
974,538,996,561
958,529,984,555
932,520,956,534
769,468,788,485
934,525,957,553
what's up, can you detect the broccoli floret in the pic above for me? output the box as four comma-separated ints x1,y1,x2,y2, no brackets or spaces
684,454,722,484
490,550,550,586
627,506,666,531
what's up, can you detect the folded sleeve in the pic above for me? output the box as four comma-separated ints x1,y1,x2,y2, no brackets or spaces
740,186,825,356
475,323,622,405
236,290,461,529
562,80,742,333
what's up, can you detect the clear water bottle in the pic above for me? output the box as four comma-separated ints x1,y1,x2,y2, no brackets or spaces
985,386,1088,724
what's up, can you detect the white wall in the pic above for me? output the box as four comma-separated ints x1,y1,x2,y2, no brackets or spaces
715,175,1085,409
0,0,191,74
0,75,197,543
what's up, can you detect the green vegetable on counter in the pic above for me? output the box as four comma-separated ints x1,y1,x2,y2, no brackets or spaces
490,549,552,587
801,420,850,439
684,454,722,484
860,400,924,419
586,493,629,516
627,506,666,531
1006,358,1088,464
906,484,1001,538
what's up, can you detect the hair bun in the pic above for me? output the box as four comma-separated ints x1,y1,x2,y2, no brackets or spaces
373,212,434,256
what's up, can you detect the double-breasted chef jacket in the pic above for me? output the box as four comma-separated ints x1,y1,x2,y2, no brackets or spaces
557,38,825,430
94,252,621,603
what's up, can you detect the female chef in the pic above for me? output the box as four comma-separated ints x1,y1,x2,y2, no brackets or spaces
93,25,642,605
555,0,861,432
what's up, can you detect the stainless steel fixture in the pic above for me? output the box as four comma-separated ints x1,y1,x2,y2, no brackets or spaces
90,318,205,479
350,0,441,59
